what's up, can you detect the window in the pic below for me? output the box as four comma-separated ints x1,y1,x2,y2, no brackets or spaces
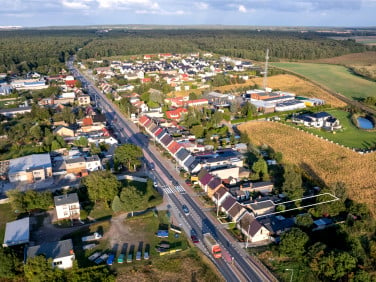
53,261,62,265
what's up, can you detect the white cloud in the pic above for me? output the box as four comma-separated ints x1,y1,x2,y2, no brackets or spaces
96,0,152,9
238,4,247,13
194,2,208,10
61,0,90,9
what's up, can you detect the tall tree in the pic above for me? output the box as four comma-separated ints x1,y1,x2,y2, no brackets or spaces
251,158,269,181
119,186,146,212
24,255,63,282
282,164,303,200
279,227,309,259
82,171,120,207
114,144,143,171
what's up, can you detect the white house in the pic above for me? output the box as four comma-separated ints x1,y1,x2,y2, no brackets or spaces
85,155,102,172
54,193,80,220
88,136,118,146
26,239,75,269
237,212,270,244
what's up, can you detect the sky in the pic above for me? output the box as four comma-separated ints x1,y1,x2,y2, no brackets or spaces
1,0,375,27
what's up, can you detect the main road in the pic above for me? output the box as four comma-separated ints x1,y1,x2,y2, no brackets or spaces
68,58,275,282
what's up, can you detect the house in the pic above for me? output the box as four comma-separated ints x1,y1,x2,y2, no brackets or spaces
207,177,224,197
240,181,274,195
208,165,240,180
293,112,341,130
227,202,247,222
249,199,275,216
85,155,102,172
0,85,13,96
64,157,86,175
8,154,52,183
212,186,230,206
87,136,118,146
220,195,237,213
0,106,32,118
26,239,75,269
186,99,208,107
237,213,270,243
77,94,91,106
54,193,80,220
258,215,295,236
166,108,188,120
3,217,30,247
53,126,75,137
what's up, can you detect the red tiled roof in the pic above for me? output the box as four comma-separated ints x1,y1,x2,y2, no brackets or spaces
166,108,188,120
82,117,93,126
167,141,183,155
139,115,150,126
154,127,163,137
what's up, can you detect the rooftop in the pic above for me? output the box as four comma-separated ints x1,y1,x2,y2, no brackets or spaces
9,153,51,174
26,239,74,260
3,217,30,247
54,193,79,206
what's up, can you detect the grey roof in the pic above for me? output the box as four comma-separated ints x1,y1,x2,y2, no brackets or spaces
156,129,167,140
221,196,237,211
259,216,295,234
9,154,51,174
175,148,190,162
65,157,85,164
249,200,274,211
183,155,195,168
208,177,222,190
160,134,173,147
238,213,263,237
27,239,74,260
187,159,200,172
85,155,100,162
3,217,30,247
92,113,106,123
0,106,32,114
54,193,79,206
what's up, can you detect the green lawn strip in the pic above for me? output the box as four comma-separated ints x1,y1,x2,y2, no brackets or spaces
0,203,18,243
287,109,376,149
272,62,376,99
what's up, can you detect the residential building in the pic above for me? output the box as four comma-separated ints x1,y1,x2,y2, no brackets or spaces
249,199,275,216
54,193,80,220
65,157,86,175
8,154,52,183
53,126,75,137
0,106,32,118
77,94,91,106
166,108,188,120
26,239,75,269
237,213,270,243
85,155,102,172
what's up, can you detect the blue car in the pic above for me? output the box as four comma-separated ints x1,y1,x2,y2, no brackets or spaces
106,254,115,265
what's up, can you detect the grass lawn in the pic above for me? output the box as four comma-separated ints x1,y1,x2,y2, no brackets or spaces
289,109,376,149
272,62,376,100
87,202,113,221
0,203,17,243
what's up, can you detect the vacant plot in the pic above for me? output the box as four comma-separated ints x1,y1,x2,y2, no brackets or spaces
238,121,376,215
272,62,376,99
289,109,376,149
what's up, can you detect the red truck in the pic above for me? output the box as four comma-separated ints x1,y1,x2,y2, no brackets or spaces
203,233,222,259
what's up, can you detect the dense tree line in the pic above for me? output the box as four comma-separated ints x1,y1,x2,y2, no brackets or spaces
0,30,94,74
77,29,373,61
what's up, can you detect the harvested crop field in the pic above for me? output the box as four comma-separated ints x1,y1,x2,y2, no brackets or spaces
309,51,376,65
238,121,376,214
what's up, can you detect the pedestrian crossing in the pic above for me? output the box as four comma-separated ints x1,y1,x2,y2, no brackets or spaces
160,185,186,194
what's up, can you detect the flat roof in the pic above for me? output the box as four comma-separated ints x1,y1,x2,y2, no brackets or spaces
3,217,30,247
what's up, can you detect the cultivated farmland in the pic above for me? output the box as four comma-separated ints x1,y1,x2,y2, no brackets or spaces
238,121,376,215
272,62,376,99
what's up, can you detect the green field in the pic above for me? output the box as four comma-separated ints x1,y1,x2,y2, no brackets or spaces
272,62,376,99
289,109,376,149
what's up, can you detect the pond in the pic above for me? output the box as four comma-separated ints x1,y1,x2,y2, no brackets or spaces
357,117,374,129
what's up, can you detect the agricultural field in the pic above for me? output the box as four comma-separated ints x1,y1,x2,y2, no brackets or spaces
289,109,376,149
272,62,376,99
238,121,376,215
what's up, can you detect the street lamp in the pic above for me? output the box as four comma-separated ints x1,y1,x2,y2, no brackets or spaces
285,268,293,282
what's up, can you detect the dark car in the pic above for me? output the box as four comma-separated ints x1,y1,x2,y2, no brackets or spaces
191,235,199,243
182,204,189,215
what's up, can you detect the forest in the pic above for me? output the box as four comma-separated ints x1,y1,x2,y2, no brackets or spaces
0,29,374,76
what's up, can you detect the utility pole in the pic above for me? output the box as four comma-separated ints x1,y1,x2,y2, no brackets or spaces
216,193,220,217
245,223,251,248
263,48,269,91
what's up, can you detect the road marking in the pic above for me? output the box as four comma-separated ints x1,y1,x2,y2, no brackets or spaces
175,185,186,193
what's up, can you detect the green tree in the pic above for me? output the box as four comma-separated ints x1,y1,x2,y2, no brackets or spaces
24,255,63,282
114,144,143,171
111,196,123,213
90,143,101,155
251,158,269,181
317,251,357,281
7,189,27,213
30,125,43,141
189,92,198,100
0,247,21,278
240,102,257,118
279,227,309,259
73,136,88,148
296,213,314,228
190,125,205,138
282,164,303,200
119,186,146,212
83,171,120,207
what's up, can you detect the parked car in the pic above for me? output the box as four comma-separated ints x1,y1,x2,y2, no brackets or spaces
106,254,115,265
191,235,199,243
136,251,142,261
144,251,149,260
182,204,189,215
117,254,124,264
127,253,133,263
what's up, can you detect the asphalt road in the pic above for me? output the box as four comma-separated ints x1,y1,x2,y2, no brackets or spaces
68,57,274,282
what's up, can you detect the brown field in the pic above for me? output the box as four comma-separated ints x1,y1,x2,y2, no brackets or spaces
168,74,346,107
238,121,376,215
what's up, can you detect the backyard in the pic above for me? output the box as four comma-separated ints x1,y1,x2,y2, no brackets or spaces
271,62,376,100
